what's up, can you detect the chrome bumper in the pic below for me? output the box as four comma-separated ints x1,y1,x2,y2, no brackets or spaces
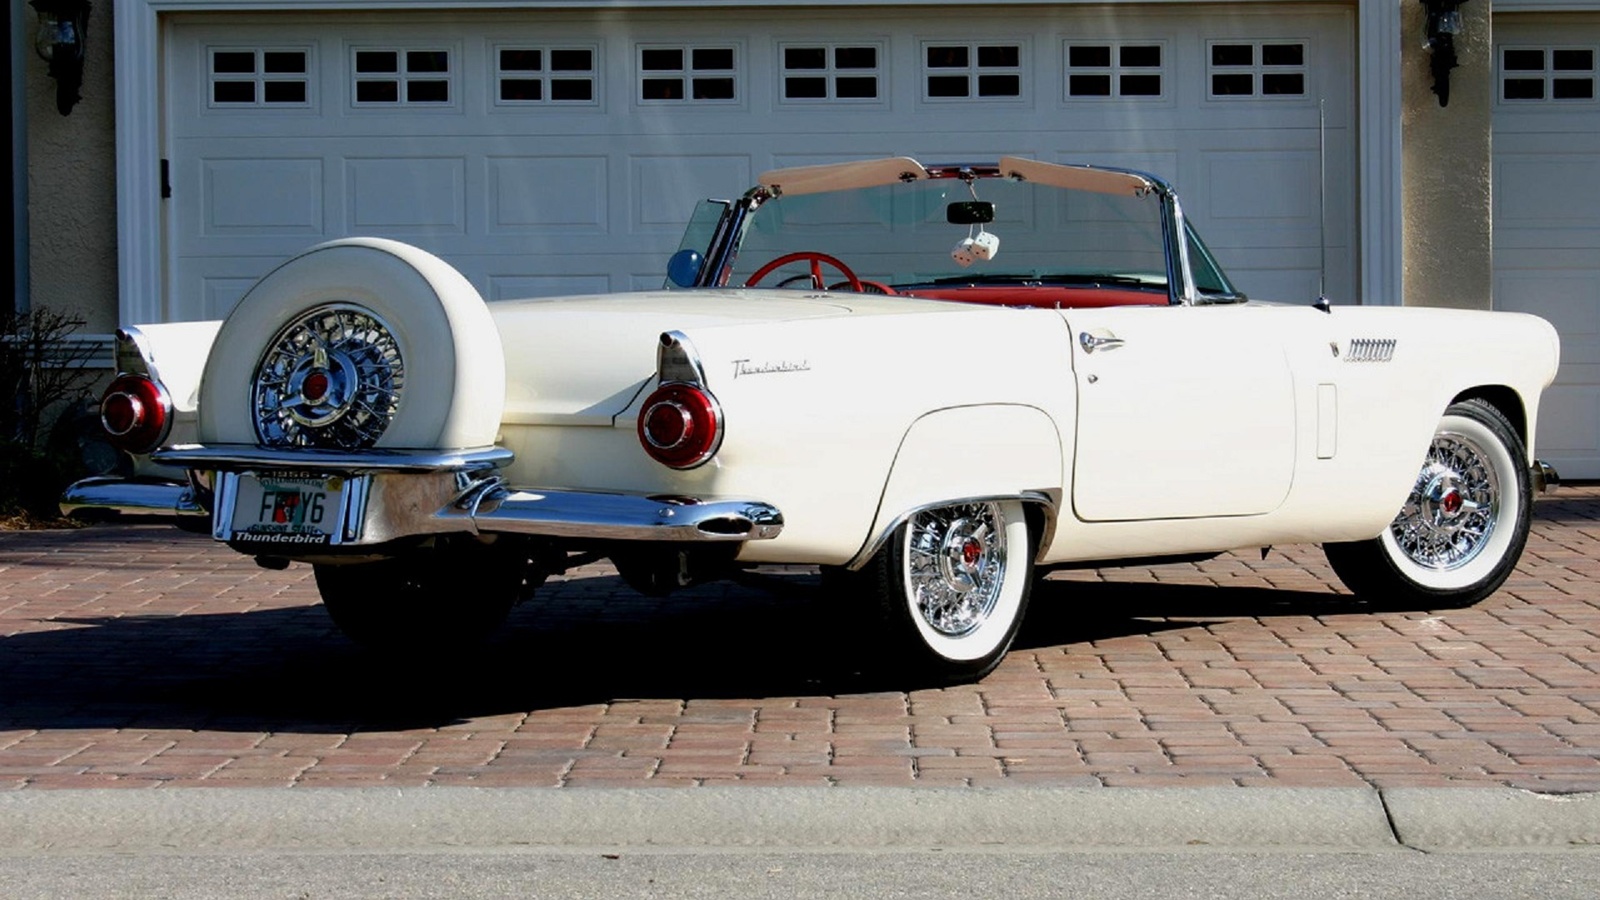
1533,459,1561,494
60,476,209,521
61,443,782,546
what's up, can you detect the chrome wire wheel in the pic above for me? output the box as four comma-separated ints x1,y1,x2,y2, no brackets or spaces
252,304,405,449
1387,433,1500,573
903,502,1009,638
1324,399,1532,607
835,497,1034,683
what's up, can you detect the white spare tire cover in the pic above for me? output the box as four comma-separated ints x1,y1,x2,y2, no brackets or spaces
198,238,505,450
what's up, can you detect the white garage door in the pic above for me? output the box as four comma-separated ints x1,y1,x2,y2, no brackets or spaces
1493,16,1600,478
164,6,1356,321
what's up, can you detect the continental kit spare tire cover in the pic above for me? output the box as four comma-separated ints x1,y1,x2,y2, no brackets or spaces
197,238,505,451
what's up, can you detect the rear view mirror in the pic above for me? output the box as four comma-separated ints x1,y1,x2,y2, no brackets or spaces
947,201,995,225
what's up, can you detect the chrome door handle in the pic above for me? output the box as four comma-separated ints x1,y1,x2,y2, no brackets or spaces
1079,332,1126,353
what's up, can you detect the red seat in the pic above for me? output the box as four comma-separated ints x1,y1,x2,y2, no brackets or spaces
900,286,1162,310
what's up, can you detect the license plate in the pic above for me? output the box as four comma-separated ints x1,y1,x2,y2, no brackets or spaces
225,471,352,547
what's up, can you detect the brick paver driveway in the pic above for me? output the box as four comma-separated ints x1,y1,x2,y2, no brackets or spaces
2,487,1598,792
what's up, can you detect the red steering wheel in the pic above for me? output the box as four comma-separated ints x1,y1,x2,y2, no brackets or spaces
746,251,864,292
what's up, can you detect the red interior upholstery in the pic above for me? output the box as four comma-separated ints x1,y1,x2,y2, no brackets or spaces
899,286,1163,310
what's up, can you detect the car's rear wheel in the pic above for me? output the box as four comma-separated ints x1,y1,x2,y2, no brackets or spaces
1323,399,1532,608
838,499,1034,684
313,535,530,652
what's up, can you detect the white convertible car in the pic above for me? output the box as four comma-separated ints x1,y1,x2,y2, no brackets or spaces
64,156,1561,683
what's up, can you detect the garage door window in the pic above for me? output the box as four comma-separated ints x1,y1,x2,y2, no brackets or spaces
1065,43,1164,99
353,48,453,105
208,48,311,107
780,43,881,102
639,45,738,102
495,46,599,104
922,42,1024,100
1207,41,1307,98
1500,47,1597,102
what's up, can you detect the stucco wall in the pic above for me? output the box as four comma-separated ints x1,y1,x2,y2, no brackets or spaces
1401,0,1495,310
25,0,119,334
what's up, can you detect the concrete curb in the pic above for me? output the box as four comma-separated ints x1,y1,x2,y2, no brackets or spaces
4,786,1595,854
1385,789,1600,850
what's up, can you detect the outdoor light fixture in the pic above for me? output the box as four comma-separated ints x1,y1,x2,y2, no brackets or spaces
1420,0,1467,107
31,0,91,116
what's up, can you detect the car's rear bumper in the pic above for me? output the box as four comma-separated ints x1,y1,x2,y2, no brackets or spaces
61,444,782,547
1533,459,1561,494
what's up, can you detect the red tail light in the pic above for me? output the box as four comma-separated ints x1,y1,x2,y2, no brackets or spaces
99,373,173,454
637,382,723,469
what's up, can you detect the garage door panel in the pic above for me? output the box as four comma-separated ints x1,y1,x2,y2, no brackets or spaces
201,158,325,235
1203,151,1321,223
487,157,609,233
1497,157,1600,227
345,157,468,232
630,155,755,234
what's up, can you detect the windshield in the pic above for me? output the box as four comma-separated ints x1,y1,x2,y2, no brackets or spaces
727,176,1172,292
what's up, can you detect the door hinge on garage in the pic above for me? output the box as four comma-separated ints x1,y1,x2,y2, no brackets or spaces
160,159,172,199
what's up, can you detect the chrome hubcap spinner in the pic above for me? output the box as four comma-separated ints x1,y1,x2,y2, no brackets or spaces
907,502,1007,637
253,304,405,449
1390,435,1499,572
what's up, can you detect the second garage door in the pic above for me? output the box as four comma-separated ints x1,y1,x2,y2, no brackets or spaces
1494,14,1600,478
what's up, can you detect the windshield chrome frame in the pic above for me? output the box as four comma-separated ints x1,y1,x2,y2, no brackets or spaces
695,160,1208,307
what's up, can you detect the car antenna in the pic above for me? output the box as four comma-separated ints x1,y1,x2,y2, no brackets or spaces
1313,99,1333,314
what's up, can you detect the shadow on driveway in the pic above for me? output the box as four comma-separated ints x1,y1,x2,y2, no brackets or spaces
1,559,1394,735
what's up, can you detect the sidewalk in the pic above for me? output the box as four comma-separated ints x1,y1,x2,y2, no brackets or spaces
1,486,1598,792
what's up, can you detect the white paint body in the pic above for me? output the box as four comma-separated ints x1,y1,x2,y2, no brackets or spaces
128,277,1558,570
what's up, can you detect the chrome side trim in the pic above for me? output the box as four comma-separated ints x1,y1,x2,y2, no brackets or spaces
1533,460,1561,494
465,488,784,542
60,476,207,521
152,443,513,473
846,490,1059,571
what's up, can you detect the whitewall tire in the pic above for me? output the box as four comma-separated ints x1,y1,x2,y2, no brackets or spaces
849,499,1034,684
1324,399,1533,608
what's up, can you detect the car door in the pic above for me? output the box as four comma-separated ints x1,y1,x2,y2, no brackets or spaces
1062,303,1298,522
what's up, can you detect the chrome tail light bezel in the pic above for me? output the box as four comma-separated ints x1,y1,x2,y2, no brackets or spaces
99,372,175,454
637,381,724,469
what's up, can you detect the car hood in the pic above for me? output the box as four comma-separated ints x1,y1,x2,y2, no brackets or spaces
490,289,876,426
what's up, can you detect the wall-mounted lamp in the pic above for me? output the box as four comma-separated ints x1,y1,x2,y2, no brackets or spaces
1420,0,1467,107
31,0,92,116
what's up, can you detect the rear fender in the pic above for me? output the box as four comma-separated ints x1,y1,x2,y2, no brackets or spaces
850,404,1063,569
116,321,223,414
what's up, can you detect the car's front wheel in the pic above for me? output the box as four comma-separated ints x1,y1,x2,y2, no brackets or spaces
840,499,1034,684
313,534,530,653
1323,398,1533,608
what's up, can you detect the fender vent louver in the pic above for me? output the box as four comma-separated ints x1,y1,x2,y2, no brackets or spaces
1344,338,1396,363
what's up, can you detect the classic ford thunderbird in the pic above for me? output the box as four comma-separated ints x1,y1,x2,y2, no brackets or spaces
63,156,1561,683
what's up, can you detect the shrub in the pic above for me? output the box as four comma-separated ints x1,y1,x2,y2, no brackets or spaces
0,307,100,520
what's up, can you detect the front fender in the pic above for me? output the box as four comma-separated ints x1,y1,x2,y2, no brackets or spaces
852,404,1063,568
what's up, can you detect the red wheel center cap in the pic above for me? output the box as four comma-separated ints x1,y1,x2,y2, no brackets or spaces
1441,489,1463,516
302,371,330,403
961,538,983,567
